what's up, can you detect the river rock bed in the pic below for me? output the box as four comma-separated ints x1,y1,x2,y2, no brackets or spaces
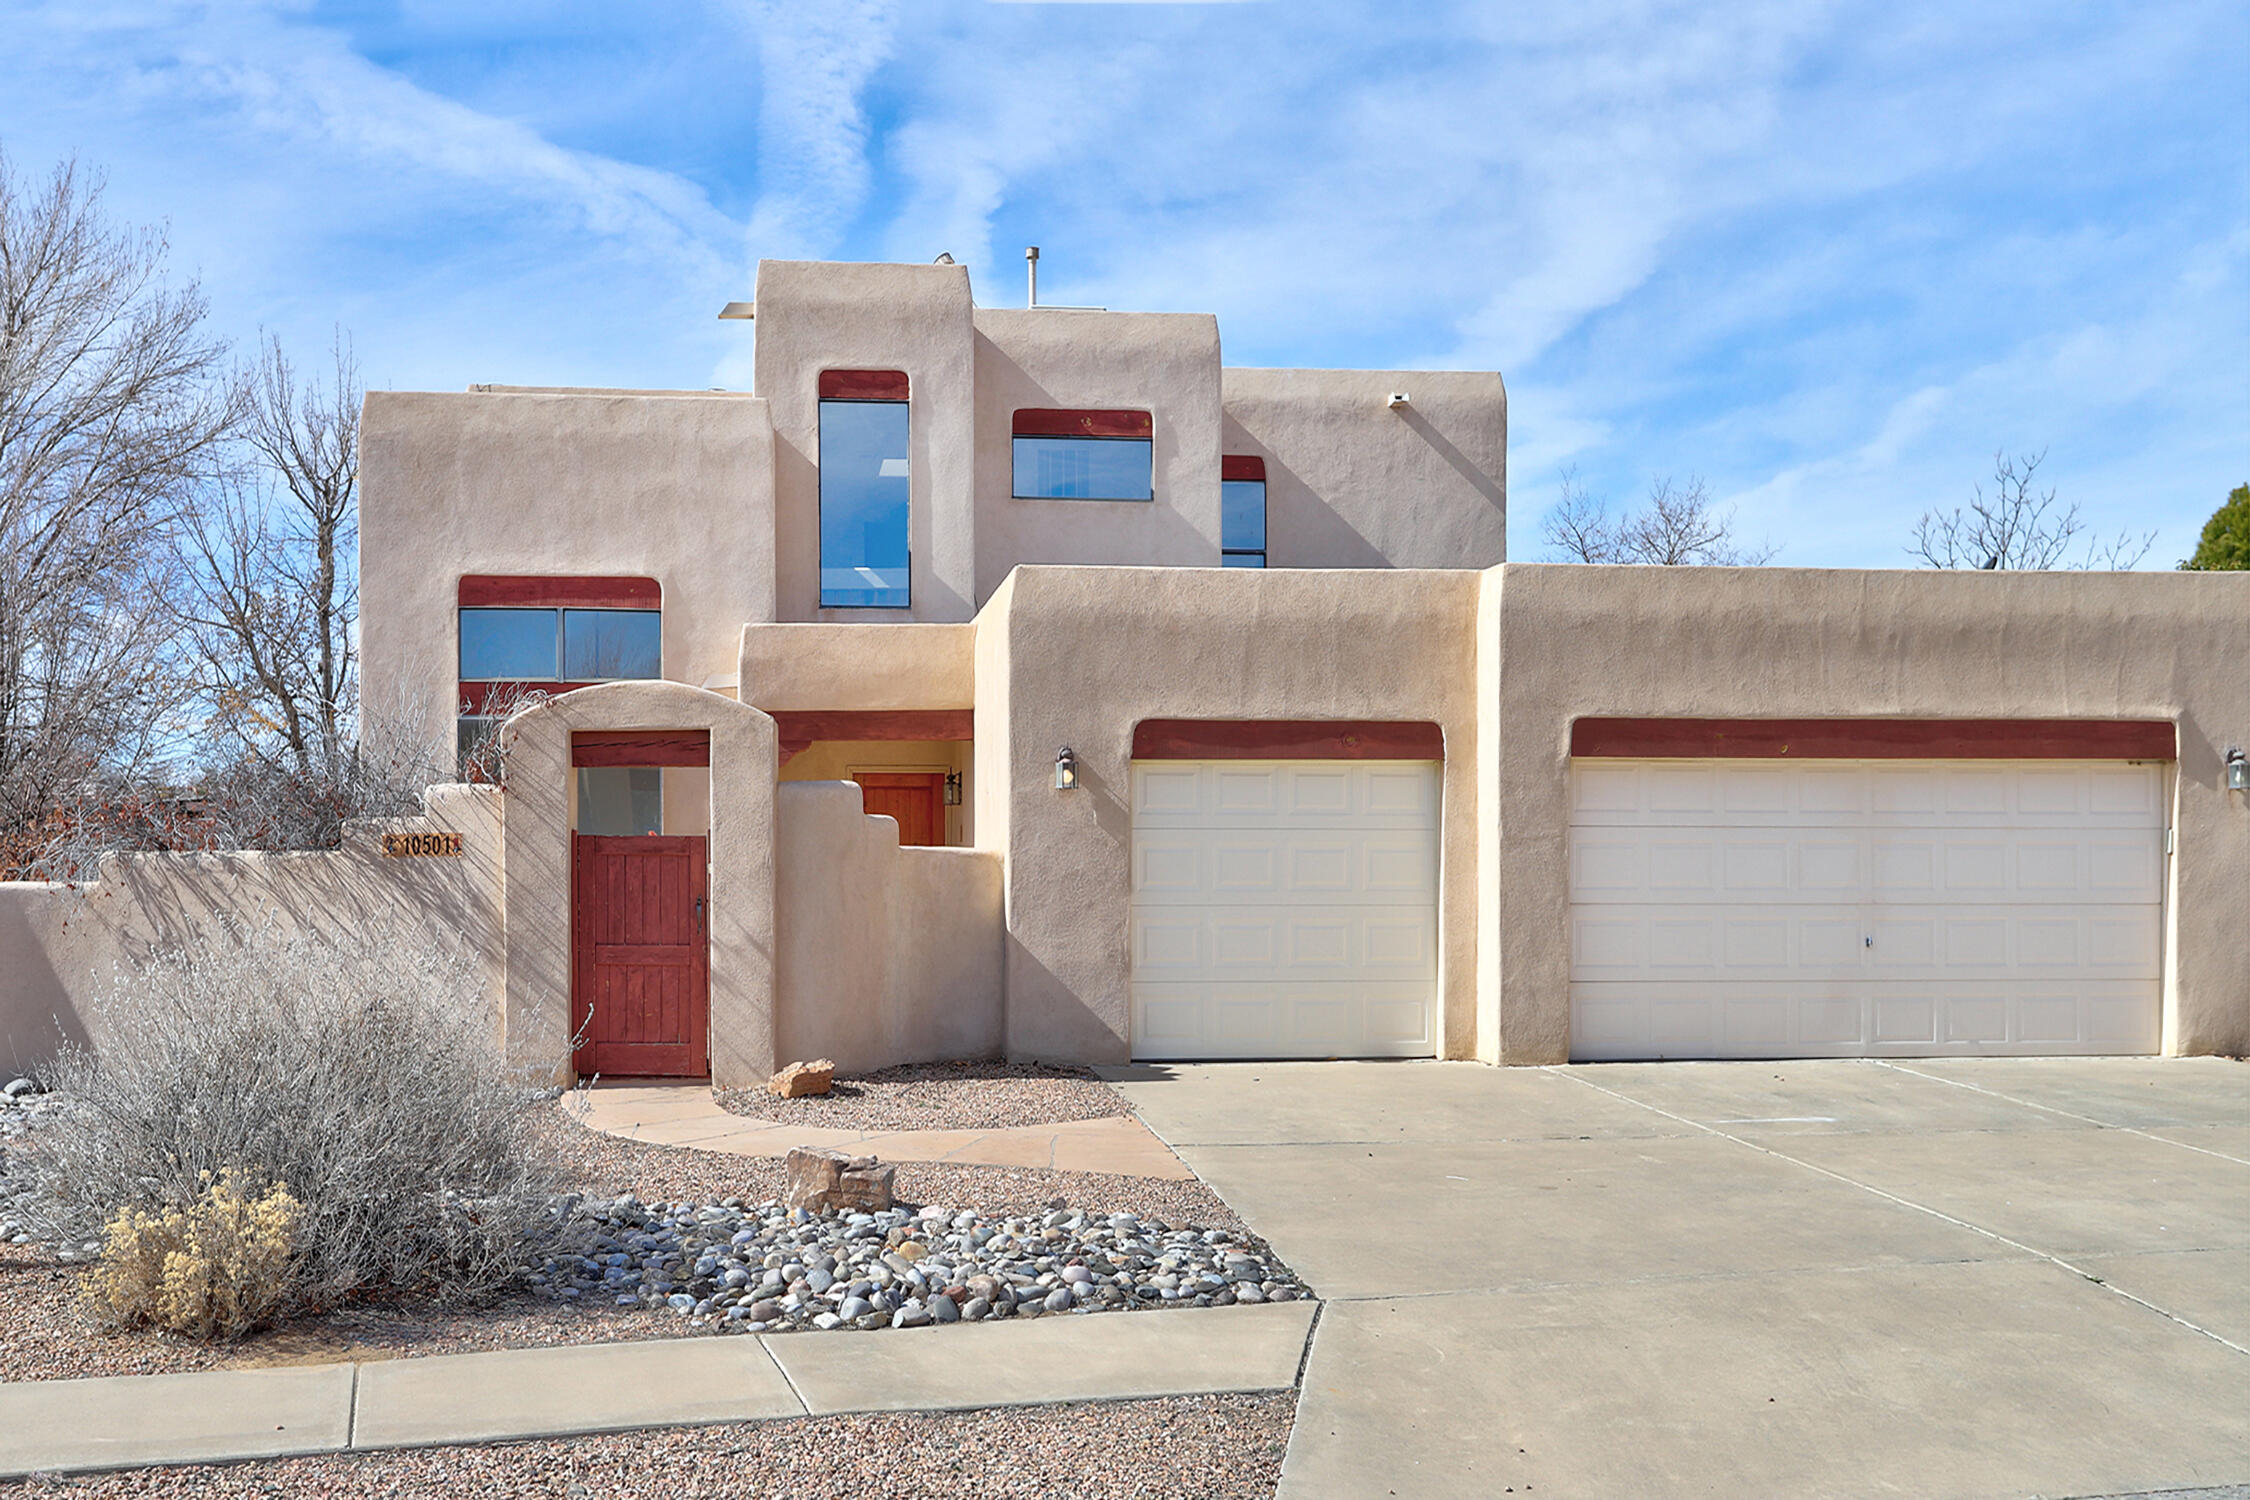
540,1194,1306,1332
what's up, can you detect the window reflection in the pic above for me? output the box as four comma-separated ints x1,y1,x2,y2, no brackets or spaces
1012,436,1154,501
1221,477,1266,567
820,398,910,608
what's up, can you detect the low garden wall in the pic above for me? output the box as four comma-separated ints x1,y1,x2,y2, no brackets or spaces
0,784,506,1077
774,781,1004,1075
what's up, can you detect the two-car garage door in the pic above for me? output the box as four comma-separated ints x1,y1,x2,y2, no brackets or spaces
1569,759,2166,1059
1130,759,1440,1059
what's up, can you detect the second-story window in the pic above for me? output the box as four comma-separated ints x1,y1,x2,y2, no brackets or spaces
1222,455,1267,568
819,369,910,609
1012,409,1153,501
456,575,661,773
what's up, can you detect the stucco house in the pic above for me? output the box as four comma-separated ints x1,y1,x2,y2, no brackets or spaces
343,257,2248,1089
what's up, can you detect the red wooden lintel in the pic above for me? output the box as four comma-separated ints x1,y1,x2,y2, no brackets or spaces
1569,717,2178,760
1012,408,1152,439
459,575,660,609
573,730,712,768
1221,455,1267,482
819,369,910,401
768,709,973,745
1131,719,1444,761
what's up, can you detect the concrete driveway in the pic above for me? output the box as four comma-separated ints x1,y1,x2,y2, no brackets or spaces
1101,1057,2250,1500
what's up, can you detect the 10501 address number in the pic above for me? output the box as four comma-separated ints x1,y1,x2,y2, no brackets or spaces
381,832,463,858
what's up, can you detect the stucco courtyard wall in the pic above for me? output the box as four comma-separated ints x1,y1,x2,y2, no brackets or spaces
774,782,1003,1074
0,785,505,1078
500,681,777,1089
359,388,777,739
981,565,1485,1065
1487,563,2250,1063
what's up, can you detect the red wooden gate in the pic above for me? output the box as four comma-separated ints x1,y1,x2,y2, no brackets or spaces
571,834,709,1078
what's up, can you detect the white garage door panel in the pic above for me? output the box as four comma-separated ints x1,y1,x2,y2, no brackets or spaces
1131,760,1440,1060
1569,759,2164,1060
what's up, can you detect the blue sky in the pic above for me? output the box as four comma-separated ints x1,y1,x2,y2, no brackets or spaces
5,0,2244,567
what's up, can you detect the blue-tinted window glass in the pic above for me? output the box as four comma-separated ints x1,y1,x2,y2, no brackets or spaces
458,608,558,679
1221,478,1266,555
820,399,910,608
1012,436,1154,500
1221,552,1265,568
563,610,661,679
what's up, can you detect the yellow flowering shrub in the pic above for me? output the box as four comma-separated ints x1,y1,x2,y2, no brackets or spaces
88,1171,300,1341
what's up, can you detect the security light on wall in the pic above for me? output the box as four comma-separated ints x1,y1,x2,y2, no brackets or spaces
1054,746,1079,791
2227,748,2248,793
944,771,963,806
1386,392,1410,409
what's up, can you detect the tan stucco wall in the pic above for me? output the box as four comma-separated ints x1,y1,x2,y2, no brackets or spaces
752,260,980,624
1222,368,1507,569
1487,563,2250,1062
738,623,976,709
979,565,1484,1064
359,388,776,747
501,681,777,1088
971,309,1225,602
0,785,505,1076
774,781,1003,1073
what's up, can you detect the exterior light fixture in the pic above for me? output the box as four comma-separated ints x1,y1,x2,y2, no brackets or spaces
2228,748,2248,793
1386,392,1410,409
1054,746,1079,791
717,301,755,320
944,771,963,806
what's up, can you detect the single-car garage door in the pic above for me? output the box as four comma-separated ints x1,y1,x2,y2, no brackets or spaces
1569,758,2165,1059
1131,759,1440,1059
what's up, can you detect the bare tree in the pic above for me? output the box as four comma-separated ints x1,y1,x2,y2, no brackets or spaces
1541,471,1776,565
0,149,240,852
178,333,360,780
1909,450,2155,571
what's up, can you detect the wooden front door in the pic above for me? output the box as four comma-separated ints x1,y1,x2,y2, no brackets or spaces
853,772,946,846
572,834,709,1078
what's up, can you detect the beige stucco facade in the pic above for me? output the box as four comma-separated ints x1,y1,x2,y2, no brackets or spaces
19,259,2245,1086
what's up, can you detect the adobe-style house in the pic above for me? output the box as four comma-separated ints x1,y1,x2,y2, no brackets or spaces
339,257,2248,1089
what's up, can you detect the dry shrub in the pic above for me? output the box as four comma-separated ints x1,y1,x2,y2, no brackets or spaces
89,1170,300,1340
21,921,577,1319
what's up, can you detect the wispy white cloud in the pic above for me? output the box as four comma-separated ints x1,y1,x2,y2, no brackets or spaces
728,0,901,261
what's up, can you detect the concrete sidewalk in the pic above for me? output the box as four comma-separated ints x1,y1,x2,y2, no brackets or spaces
571,1084,1195,1179
0,1300,1315,1479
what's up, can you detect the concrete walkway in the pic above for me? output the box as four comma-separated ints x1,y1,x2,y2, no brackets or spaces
570,1083,1194,1179
1102,1056,2250,1500
0,1301,1316,1479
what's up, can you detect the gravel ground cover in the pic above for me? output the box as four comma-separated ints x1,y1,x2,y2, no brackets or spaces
0,1097,1272,1382
713,1058,1131,1131
0,1392,1297,1499
553,1193,1302,1332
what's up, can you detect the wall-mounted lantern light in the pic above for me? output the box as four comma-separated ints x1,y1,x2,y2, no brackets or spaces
943,771,963,806
1054,746,1079,791
2227,747,2248,793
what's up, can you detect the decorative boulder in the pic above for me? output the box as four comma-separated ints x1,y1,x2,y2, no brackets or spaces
784,1147,896,1215
769,1059,836,1098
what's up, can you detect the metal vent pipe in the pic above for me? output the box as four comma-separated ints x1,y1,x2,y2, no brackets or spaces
1026,246,1040,307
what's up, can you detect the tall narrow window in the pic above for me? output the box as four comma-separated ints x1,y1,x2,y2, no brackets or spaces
1012,409,1154,500
819,370,910,609
1221,455,1267,568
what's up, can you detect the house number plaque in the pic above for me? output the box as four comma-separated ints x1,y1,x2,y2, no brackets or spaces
381,832,463,858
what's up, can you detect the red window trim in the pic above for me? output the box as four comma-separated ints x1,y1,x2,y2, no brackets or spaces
573,731,711,768
1569,718,2177,761
459,576,660,610
1012,408,1152,439
458,681,598,715
819,369,910,401
1221,455,1267,482
1132,719,1443,761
